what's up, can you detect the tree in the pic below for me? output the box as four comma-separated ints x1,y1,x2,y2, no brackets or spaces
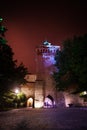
53,34,87,93
0,18,28,108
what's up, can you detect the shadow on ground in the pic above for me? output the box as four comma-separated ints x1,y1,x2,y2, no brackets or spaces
13,120,29,130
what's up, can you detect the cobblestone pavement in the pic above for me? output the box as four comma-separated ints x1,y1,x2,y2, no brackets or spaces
0,107,87,130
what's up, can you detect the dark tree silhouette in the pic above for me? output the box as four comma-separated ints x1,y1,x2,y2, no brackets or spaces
53,34,87,93
0,18,28,108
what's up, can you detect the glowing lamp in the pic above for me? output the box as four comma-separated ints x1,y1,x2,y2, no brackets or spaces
83,91,87,95
15,89,19,94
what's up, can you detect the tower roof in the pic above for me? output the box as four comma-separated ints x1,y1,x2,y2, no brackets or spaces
43,41,51,47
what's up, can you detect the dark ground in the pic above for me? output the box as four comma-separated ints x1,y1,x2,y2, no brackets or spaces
0,107,87,130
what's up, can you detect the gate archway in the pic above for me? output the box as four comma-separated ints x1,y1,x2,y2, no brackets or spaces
44,95,55,108
27,97,34,108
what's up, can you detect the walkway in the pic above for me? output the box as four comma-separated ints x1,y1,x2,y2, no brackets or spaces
0,107,87,130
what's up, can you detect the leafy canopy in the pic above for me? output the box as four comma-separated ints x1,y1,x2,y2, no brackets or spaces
53,34,87,93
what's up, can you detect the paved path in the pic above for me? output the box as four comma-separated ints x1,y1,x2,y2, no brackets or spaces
0,107,87,130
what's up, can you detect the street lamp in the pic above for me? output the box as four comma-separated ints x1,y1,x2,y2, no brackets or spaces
83,91,87,95
15,89,19,108
15,89,19,94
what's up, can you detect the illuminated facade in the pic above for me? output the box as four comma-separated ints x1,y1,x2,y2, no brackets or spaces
21,41,85,108
21,41,64,108
34,41,65,108
35,41,60,79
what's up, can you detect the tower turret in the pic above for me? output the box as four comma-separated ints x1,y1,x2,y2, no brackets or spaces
35,41,60,80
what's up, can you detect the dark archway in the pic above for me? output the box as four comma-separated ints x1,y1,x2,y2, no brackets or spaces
47,95,54,102
44,95,55,108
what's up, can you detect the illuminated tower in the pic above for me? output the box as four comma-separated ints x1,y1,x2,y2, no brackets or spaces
35,41,60,79
35,41,60,107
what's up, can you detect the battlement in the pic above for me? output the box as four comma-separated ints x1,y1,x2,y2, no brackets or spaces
36,41,60,55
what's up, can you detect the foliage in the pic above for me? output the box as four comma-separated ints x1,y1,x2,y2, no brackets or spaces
0,18,28,109
0,91,27,109
1,91,16,108
13,92,27,107
53,34,87,93
79,91,87,102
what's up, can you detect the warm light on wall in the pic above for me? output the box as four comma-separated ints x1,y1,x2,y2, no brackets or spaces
35,101,43,108
65,97,72,107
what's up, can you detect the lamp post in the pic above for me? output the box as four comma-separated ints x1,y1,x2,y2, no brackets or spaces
15,89,19,108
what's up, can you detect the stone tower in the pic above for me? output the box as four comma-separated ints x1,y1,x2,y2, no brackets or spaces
35,41,60,107
21,41,85,108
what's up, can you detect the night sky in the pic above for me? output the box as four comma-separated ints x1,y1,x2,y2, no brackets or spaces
0,0,87,73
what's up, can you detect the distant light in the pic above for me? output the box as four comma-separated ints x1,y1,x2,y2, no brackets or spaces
15,89,19,94
0,18,3,22
83,91,87,95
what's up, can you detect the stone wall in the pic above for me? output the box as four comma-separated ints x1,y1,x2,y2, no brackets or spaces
21,82,35,98
34,80,44,108
64,92,84,107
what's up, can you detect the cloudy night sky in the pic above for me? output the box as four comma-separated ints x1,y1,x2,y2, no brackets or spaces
0,0,87,73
